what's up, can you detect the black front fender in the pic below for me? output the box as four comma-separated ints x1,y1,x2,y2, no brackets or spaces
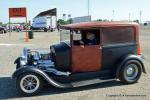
12,66,73,88
14,57,20,64
116,55,146,78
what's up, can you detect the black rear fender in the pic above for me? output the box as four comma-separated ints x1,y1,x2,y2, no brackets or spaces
116,55,146,78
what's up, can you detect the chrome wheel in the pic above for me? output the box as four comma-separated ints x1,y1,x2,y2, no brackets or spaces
20,75,40,94
124,64,139,82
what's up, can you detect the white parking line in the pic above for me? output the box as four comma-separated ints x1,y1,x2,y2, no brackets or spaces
0,43,34,47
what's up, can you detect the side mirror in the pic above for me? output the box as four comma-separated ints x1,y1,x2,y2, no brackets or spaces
79,40,84,45
79,41,85,48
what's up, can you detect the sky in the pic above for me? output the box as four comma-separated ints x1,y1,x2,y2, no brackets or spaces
0,0,150,23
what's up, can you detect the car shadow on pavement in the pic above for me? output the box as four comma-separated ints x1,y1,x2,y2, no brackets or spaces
0,77,125,99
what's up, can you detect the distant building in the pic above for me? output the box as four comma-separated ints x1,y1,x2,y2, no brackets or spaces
72,16,91,23
68,14,71,20
62,14,66,21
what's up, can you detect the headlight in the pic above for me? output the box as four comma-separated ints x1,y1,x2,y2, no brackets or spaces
20,59,27,66
50,47,55,53
20,47,28,66
33,61,38,65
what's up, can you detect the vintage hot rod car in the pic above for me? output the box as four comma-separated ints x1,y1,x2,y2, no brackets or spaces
13,22,146,96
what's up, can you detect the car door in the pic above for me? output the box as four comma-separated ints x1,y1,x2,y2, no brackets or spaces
71,30,102,73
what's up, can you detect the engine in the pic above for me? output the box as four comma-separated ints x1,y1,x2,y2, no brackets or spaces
19,48,53,67
19,47,70,76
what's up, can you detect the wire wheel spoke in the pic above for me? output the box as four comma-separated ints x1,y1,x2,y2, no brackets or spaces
26,85,30,90
32,82,37,85
31,84,36,89
24,78,30,83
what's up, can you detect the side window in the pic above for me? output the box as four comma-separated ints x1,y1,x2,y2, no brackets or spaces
72,30,82,41
102,27,135,45
73,30,100,45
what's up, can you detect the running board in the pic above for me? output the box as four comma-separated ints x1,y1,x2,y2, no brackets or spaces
71,78,115,87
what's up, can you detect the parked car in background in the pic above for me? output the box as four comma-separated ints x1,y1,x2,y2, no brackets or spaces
144,21,150,26
0,27,7,33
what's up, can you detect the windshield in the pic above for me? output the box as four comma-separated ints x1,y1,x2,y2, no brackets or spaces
60,29,70,42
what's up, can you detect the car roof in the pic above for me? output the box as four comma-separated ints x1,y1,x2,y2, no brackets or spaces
61,22,139,30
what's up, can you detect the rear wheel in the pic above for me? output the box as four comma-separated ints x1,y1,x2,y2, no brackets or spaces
4,30,7,33
119,60,142,84
44,28,47,32
16,73,43,96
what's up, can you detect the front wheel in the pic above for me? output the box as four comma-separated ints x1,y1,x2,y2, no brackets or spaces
119,60,142,84
16,73,43,96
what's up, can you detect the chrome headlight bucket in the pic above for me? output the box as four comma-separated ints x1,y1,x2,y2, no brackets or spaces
33,61,38,65
20,58,27,66
20,47,28,66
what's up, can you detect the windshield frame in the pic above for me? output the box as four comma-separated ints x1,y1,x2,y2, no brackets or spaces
60,29,71,42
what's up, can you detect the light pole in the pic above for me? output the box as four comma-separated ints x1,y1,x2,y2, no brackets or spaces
129,13,131,21
87,0,90,16
112,10,115,21
139,11,142,24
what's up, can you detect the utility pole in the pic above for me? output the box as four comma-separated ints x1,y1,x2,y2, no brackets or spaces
140,11,142,24
129,13,131,21
87,0,90,16
62,14,66,21
112,10,115,21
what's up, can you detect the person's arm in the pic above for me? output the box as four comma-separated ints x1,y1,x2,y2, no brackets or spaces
93,38,100,45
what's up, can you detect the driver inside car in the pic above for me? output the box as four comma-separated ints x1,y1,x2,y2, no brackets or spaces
80,32,99,45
